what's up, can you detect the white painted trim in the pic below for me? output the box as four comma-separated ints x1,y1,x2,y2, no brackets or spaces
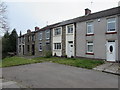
53,27,62,36
87,41,94,53
66,24,75,57
86,22,94,34
107,17,116,32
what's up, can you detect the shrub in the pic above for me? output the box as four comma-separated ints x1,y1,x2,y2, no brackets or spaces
45,51,52,58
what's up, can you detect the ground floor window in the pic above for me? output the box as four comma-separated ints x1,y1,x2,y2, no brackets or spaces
54,43,61,50
87,41,93,53
39,43,42,51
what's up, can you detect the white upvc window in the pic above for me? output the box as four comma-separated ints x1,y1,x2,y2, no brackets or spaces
54,27,61,36
39,32,42,40
54,43,61,50
107,18,116,32
87,22,94,34
67,24,74,34
87,41,94,53
39,43,42,51
46,30,50,39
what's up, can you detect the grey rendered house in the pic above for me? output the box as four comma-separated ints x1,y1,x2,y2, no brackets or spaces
76,7,120,62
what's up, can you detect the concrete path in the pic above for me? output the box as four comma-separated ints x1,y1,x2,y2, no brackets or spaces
93,62,119,75
2,62,118,88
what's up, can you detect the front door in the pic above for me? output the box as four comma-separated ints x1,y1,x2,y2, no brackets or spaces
106,41,116,61
68,41,74,57
32,44,35,55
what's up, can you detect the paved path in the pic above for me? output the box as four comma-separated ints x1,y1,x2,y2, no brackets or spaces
93,62,119,75
2,62,118,88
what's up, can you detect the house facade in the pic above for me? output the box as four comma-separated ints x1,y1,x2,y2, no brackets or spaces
52,23,75,57
17,6,120,62
35,26,52,57
75,7,120,62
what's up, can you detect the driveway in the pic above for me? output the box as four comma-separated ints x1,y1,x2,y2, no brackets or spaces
2,62,118,88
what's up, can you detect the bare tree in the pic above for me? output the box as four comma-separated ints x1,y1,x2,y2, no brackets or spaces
0,1,9,37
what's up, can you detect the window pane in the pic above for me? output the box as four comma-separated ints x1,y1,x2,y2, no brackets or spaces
108,22,115,31
87,22,93,34
88,45,93,52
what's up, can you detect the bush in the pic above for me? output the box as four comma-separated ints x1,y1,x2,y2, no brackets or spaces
45,51,52,58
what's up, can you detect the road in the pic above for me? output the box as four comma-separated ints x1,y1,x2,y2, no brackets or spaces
2,62,118,88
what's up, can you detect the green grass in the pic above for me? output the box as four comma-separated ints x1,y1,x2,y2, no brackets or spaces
1,56,42,67
34,57,104,69
0,56,104,69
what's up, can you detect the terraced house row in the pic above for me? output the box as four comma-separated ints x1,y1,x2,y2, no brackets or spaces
18,6,120,62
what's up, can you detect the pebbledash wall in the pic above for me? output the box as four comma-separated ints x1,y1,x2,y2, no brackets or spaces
17,6,120,62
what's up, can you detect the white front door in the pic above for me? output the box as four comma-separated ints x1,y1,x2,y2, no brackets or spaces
106,41,116,61
68,42,74,57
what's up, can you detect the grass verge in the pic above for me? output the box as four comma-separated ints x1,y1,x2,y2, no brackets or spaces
1,56,42,67
34,57,104,69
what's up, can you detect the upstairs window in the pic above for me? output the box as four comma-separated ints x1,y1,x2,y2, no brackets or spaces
54,27,61,36
22,36,25,43
54,43,61,50
39,32,42,40
87,22,94,34
28,36,30,42
32,35,35,41
67,25,73,34
46,30,50,39
107,18,116,32
87,41,93,53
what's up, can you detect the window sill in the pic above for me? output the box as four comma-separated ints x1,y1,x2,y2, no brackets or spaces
105,32,117,34
86,52,94,55
86,34,94,36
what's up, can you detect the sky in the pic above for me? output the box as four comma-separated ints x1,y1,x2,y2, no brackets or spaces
1,0,120,36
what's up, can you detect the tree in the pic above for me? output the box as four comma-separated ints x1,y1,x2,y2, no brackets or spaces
0,1,9,36
9,29,18,52
2,29,18,58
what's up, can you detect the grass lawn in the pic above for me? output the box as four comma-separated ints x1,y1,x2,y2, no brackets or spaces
34,57,104,69
1,56,104,69
1,56,42,67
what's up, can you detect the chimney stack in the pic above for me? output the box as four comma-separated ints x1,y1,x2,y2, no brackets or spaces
27,29,31,33
35,26,39,31
85,8,91,15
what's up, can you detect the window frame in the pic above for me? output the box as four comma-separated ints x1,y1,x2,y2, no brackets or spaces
54,27,62,36
39,32,42,40
87,41,94,53
45,30,50,39
54,43,61,50
66,24,74,34
86,22,94,34
107,18,116,32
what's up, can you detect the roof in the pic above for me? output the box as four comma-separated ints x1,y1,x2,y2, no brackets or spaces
53,6,120,27
18,6,120,37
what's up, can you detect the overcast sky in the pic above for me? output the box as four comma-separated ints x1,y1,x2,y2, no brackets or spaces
2,0,120,36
